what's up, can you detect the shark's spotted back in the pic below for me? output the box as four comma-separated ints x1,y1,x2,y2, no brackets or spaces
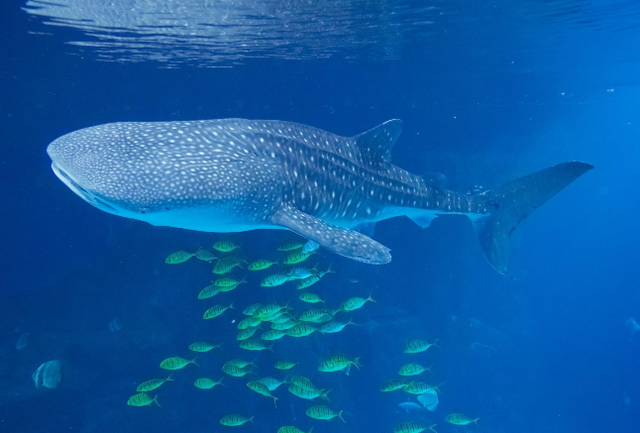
47,118,592,272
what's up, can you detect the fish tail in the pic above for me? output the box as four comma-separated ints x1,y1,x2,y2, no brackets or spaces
473,418,479,425
165,373,174,382
272,396,278,408
472,161,592,274
337,410,345,423
433,383,444,394
432,338,440,349
325,263,336,274
308,427,314,433
218,377,226,387
427,364,434,374
428,424,438,433
248,416,255,425
267,345,275,353
217,343,225,352
152,395,161,408
321,388,332,402
228,302,235,310
367,293,376,303
353,357,362,370
190,357,199,367
347,316,357,326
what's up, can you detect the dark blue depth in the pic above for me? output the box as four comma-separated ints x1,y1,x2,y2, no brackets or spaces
1,1,639,433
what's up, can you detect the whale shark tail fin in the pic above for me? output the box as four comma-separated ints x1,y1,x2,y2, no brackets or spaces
473,161,593,274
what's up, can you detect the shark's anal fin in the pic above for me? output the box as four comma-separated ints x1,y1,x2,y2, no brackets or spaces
272,205,391,264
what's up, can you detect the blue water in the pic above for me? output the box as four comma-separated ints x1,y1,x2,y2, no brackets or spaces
2,0,640,432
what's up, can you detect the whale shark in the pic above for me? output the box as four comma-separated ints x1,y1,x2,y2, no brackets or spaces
46,119,592,273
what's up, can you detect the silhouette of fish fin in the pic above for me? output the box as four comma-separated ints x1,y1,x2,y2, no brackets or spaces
407,213,438,229
272,205,391,265
353,119,403,163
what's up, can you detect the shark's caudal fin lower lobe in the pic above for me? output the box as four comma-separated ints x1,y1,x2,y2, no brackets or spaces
473,161,593,274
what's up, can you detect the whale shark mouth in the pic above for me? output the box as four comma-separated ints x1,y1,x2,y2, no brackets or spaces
50,162,119,214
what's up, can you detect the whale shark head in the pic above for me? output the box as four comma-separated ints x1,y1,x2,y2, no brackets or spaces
47,126,131,216
45,120,286,231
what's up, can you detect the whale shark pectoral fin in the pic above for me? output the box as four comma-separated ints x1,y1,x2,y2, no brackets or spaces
272,206,391,265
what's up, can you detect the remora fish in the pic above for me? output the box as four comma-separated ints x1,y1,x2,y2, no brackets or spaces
46,119,592,272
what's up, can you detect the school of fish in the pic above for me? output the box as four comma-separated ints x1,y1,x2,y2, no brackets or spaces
129,237,479,431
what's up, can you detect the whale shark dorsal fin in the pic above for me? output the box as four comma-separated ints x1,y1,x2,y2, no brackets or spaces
272,205,391,264
354,119,403,163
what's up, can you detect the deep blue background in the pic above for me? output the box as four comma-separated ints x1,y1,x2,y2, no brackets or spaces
1,1,640,432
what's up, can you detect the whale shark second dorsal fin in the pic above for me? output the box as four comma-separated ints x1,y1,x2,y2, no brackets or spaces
354,119,403,163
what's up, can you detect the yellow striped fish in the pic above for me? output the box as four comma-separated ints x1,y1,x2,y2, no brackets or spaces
212,240,241,253
214,277,245,288
127,392,160,407
222,363,253,377
318,354,361,373
296,274,322,290
398,363,434,376
136,374,173,392
242,303,263,316
299,293,324,304
380,379,407,392
260,273,290,287
165,250,193,264
194,377,224,389
252,303,288,320
239,339,274,352
220,414,254,426
404,339,440,354
203,303,234,320
298,308,334,323
305,405,344,422
277,239,305,251
212,257,243,274
319,318,356,334
189,341,223,352
248,260,279,271
283,250,315,265
159,357,198,370
261,330,287,340
271,320,298,331
238,316,263,329
246,381,279,407
338,294,375,312
237,326,262,341
289,376,318,390
393,422,438,433
287,383,331,401
445,414,478,426
256,376,287,391
286,323,317,337
197,284,220,300
224,359,255,369
274,360,298,370
403,382,443,395
277,426,314,433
